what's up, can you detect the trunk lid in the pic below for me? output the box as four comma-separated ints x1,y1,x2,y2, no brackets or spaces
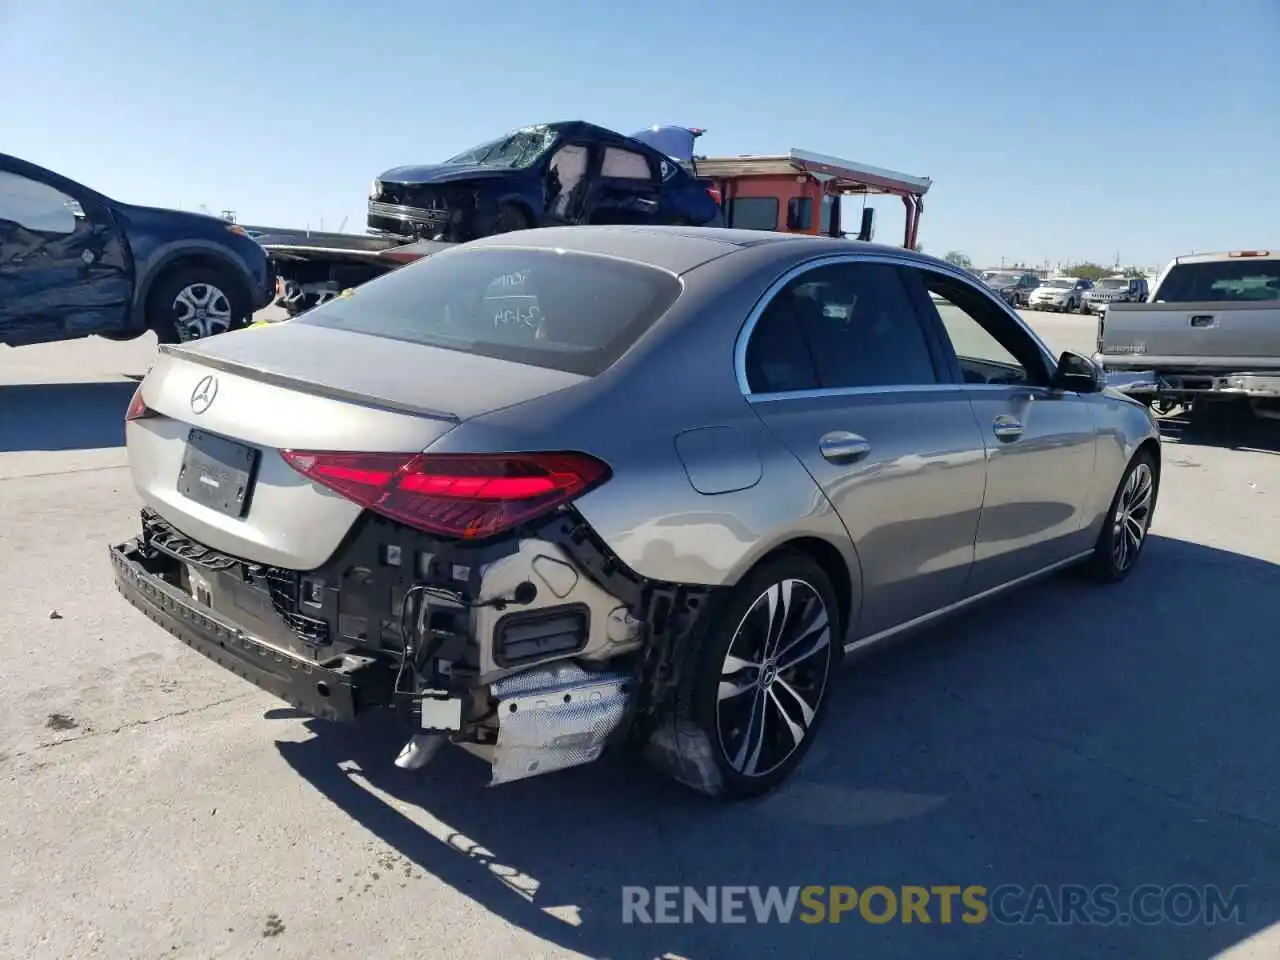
1100,302,1280,369
128,322,586,570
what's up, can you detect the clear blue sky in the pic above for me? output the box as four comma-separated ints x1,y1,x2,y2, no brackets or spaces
2,0,1276,270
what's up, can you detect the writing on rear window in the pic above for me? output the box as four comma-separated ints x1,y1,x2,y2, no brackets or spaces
297,247,682,377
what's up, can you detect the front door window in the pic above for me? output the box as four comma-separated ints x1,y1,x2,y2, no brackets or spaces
547,144,590,220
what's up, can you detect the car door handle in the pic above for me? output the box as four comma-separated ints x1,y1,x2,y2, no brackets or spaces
819,431,872,463
1189,314,1217,328
992,415,1023,441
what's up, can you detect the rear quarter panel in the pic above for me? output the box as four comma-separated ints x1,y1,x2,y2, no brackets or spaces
427,242,863,595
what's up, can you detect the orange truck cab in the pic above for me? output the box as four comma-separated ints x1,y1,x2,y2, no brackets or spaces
692,149,930,248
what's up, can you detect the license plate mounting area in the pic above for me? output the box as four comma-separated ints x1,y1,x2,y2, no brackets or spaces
177,429,260,519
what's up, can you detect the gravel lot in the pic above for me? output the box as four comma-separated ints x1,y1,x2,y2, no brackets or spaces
1,309,1277,960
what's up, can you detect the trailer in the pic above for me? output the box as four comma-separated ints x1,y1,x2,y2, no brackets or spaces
261,134,931,317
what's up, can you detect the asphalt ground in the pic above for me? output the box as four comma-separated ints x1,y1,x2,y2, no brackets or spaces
1,308,1277,960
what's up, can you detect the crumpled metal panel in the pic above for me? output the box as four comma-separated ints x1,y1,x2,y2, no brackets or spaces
490,662,629,785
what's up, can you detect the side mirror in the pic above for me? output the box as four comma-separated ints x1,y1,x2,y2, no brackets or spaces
1051,351,1102,393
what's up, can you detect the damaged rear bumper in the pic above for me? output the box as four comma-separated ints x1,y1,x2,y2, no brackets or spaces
110,538,389,722
109,509,716,786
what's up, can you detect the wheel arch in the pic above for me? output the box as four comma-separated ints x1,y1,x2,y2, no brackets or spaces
132,244,253,329
728,534,860,644
1136,436,1162,492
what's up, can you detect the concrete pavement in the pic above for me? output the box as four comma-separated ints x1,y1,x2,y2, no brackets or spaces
1,310,1277,959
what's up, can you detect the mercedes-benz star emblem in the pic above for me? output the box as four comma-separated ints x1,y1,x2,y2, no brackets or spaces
190,374,219,415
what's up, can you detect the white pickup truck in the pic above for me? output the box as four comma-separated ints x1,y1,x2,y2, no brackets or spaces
1095,250,1280,418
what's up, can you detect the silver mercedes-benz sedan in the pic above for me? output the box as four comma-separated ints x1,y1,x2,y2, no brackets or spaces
110,225,1161,800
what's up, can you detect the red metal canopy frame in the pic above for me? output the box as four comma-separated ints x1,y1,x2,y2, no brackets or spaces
693,148,931,248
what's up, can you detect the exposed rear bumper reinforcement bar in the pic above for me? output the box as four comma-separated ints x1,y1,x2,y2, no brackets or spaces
109,539,393,722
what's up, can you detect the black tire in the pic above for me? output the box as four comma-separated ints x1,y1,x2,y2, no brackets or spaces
1085,448,1158,583
147,264,250,344
664,551,841,800
492,203,532,234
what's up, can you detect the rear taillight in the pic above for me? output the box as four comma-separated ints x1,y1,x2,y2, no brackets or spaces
125,386,155,422
279,450,610,540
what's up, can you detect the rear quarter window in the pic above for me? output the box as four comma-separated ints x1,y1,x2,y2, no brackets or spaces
296,247,682,376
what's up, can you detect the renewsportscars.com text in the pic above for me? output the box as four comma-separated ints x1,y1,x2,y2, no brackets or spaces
621,884,1248,926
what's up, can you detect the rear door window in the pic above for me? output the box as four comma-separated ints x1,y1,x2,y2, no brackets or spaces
745,261,941,392
297,247,681,376
600,147,653,181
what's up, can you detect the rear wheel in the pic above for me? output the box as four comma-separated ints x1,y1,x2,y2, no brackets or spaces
148,265,249,343
1085,449,1158,583
667,552,840,799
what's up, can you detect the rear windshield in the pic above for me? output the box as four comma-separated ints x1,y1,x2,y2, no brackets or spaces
1155,259,1280,302
297,247,682,376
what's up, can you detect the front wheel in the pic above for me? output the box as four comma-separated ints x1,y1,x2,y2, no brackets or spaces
147,265,249,343
662,552,840,799
492,203,532,234
1085,449,1158,583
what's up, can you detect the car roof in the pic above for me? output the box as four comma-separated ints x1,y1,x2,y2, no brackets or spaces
460,225,930,276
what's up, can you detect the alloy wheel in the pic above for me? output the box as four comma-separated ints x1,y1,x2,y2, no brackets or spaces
172,283,233,341
1112,462,1154,571
716,579,833,779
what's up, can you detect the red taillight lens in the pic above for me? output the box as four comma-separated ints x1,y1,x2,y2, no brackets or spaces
280,450,610,540
125,386,154,422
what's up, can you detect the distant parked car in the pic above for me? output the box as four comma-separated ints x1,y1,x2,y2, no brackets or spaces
982,270,1041,307
0,153,275,347
1028,276,1093,313
1083,275,1148,315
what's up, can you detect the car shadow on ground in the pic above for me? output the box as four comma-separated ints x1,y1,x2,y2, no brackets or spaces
0,381,136,452
276,536,1280,959
1157,405,1280,455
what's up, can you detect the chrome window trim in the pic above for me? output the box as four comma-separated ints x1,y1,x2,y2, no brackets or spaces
734,251,1059,399
747,382,1059,404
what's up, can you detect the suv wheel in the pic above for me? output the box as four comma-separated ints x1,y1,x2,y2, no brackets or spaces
148,265,249,343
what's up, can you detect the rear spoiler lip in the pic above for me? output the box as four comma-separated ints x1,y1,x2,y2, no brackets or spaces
156,343,462,424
